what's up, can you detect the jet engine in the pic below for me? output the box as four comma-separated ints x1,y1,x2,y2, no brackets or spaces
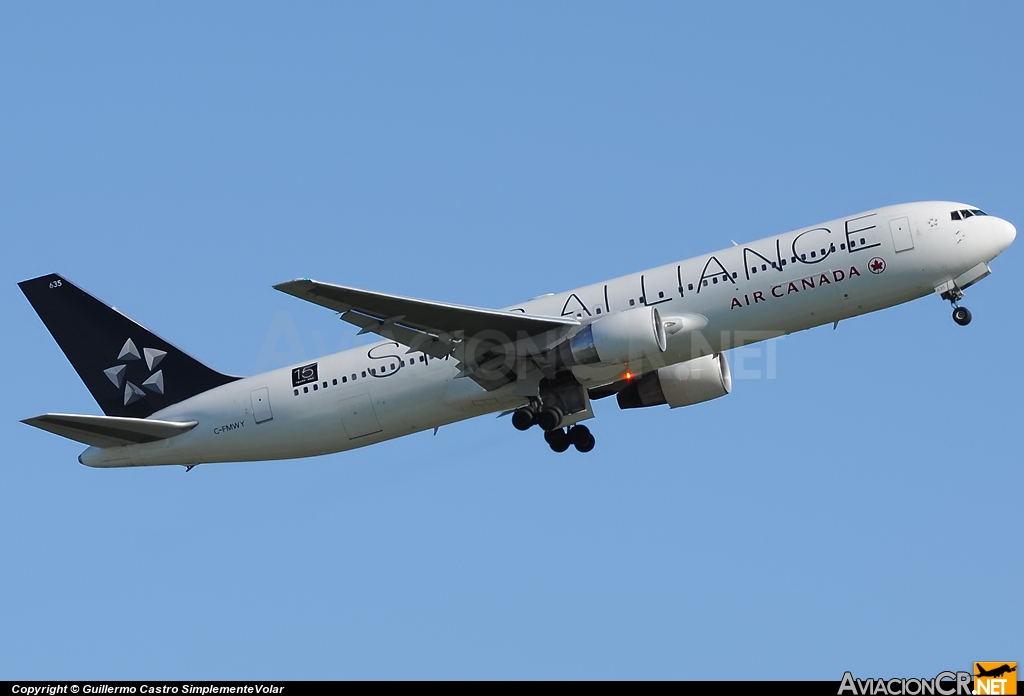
555,306,667,367
616,353,732,409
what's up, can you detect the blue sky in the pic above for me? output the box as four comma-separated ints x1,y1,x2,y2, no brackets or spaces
1,1,1021,679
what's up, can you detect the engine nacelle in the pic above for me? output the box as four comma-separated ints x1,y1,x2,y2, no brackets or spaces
616,353,732,409
556,307,667,367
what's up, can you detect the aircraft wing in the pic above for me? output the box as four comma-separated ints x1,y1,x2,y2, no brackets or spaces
274,278,579,390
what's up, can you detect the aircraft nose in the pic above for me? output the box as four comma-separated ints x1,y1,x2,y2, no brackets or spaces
994,218,1016,254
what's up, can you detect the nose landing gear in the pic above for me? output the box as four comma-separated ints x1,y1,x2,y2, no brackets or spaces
940,284,972,326
952,306,972,326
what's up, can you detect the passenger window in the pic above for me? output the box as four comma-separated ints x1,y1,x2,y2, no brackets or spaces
293,389,298,396
810,251,816,258
761,264,767,271
629,299,635,306
688,283,694,291
595,307,602,314
361,371,366,378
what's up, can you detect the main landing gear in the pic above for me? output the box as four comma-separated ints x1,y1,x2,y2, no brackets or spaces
512,403,565,432
544,424,596,453
512,402,597,453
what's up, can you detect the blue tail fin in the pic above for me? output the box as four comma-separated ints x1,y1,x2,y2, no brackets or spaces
19,273,239,418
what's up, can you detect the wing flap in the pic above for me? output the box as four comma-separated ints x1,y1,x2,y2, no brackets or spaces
339,308,454,360
22,413,198,448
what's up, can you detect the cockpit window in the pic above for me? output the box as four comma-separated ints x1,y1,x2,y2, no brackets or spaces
952,209,987,220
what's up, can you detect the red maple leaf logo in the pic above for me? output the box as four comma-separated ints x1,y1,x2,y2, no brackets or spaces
869,258,885,273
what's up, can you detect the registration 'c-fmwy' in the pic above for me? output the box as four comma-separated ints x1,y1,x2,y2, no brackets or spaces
20,201,1016,467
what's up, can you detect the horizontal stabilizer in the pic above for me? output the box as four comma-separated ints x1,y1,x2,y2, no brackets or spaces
22,413,198,449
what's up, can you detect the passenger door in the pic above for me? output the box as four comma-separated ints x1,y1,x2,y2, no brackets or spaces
889,216,915,253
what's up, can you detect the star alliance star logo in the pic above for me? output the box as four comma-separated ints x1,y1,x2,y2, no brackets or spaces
103,338,167,405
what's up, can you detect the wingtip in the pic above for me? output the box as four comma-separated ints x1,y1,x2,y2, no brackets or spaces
272,278,313,292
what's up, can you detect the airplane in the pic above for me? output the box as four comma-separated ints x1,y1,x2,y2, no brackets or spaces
18,201,1016,468
975,664,1016,679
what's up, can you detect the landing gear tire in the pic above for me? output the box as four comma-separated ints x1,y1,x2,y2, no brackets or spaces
568,425,595,453
537,406,564,432
953,306,972,326
544,428,571,453
511,407,536,431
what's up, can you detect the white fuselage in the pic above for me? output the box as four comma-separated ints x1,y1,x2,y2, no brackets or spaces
79,201,1016,467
